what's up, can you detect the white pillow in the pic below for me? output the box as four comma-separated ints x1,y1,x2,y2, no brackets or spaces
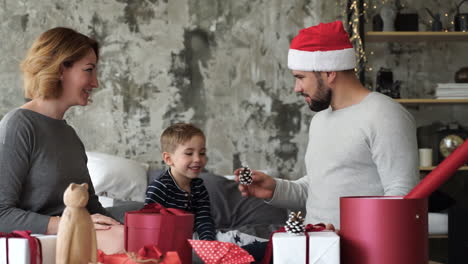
86,151,148,202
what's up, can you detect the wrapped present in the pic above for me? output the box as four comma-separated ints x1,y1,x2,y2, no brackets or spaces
261,220,339,264
0,231,56,264
97,245,181,264
188,240,254,264
125,203,194,264
273,231,340,264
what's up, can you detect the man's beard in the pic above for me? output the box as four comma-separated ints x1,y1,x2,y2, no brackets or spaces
307,77,332,112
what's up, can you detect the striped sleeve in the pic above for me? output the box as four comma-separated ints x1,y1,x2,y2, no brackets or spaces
145,179,168,207
192,180,216,241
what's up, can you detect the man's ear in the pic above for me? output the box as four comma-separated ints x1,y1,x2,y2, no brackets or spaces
323,71,337,85
162,152,173,166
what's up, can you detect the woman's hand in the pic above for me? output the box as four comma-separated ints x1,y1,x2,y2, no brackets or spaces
91,214,121,230
46,216,61,235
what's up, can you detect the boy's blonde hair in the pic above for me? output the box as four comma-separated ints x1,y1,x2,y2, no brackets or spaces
160,123,205,153
21,27,99,99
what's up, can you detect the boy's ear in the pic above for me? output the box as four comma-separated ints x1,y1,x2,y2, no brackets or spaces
162,152,173,166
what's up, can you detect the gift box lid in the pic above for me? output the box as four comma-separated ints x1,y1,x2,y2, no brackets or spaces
125,210,194,228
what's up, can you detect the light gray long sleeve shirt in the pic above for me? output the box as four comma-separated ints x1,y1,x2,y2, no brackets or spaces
269,92,419,228
0,108,109,233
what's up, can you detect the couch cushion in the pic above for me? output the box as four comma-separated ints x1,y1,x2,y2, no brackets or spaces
87,151,149,202
199,172,287,229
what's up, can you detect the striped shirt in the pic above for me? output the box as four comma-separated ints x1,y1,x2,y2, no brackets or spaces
145,169,216,240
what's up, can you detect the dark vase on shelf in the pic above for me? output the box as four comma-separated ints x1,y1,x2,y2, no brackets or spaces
455,67,468,83
373,14,383,31
425,8,443,31
376,68,401,99
454,0,468,31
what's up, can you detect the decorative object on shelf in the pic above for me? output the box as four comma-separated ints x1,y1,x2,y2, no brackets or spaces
419,148,433,167
454,0,468,32
239,166,253,185
417,123,441,169
373,14,383,31
433,123,468,165
284,211,305,235
436,82,468,99
395,13,419,31
376,67,401,99
380,3,397,31
394,0,419,32
455,67,468,83
425,8,443,31
440,135,464,158
417,123,440,150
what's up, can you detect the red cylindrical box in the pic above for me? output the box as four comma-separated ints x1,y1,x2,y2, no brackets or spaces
340,196,428,264
125,211,194,264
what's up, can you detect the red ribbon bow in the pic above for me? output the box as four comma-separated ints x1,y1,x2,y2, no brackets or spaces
0,230,42,264
139,203,189,216
97,245,181,264
260,223,326,264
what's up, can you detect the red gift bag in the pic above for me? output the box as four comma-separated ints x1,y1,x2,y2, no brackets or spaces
97,245,181,264
125,203,194,264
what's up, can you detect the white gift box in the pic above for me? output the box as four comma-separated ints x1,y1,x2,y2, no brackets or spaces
0,235,56,264
273,231,340,264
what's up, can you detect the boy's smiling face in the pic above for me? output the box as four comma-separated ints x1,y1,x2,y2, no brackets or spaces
163,135,207,185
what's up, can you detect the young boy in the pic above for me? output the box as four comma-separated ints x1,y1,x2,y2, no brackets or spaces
145,123,216,241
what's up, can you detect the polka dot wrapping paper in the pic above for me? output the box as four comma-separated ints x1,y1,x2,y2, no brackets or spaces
188,239,254,264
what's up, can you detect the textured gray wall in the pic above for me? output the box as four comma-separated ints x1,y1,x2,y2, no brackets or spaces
1,0,466,180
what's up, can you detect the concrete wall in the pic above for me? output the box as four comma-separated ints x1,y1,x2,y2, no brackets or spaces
1,0,466,180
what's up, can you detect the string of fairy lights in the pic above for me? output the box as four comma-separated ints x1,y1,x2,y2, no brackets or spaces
347,0,366,78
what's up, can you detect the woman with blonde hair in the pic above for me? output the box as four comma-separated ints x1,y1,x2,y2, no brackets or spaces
0,27,120,236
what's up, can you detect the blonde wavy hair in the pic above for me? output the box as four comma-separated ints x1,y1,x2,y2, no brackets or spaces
20,27,99,99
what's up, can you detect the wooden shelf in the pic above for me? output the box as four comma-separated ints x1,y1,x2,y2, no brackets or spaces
420,166,468,171
429,234,448,239
366,31,468,42
396,99,468,104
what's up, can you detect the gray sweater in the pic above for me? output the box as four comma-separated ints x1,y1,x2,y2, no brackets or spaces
0,108,108,233
269,92,419,228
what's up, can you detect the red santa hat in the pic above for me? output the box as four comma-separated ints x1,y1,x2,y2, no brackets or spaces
288,20,356,72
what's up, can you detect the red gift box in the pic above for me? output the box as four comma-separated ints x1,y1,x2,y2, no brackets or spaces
125,203,194,264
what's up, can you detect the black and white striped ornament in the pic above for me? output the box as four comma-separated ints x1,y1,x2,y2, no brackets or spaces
239,166,253,185
285,211,305,235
